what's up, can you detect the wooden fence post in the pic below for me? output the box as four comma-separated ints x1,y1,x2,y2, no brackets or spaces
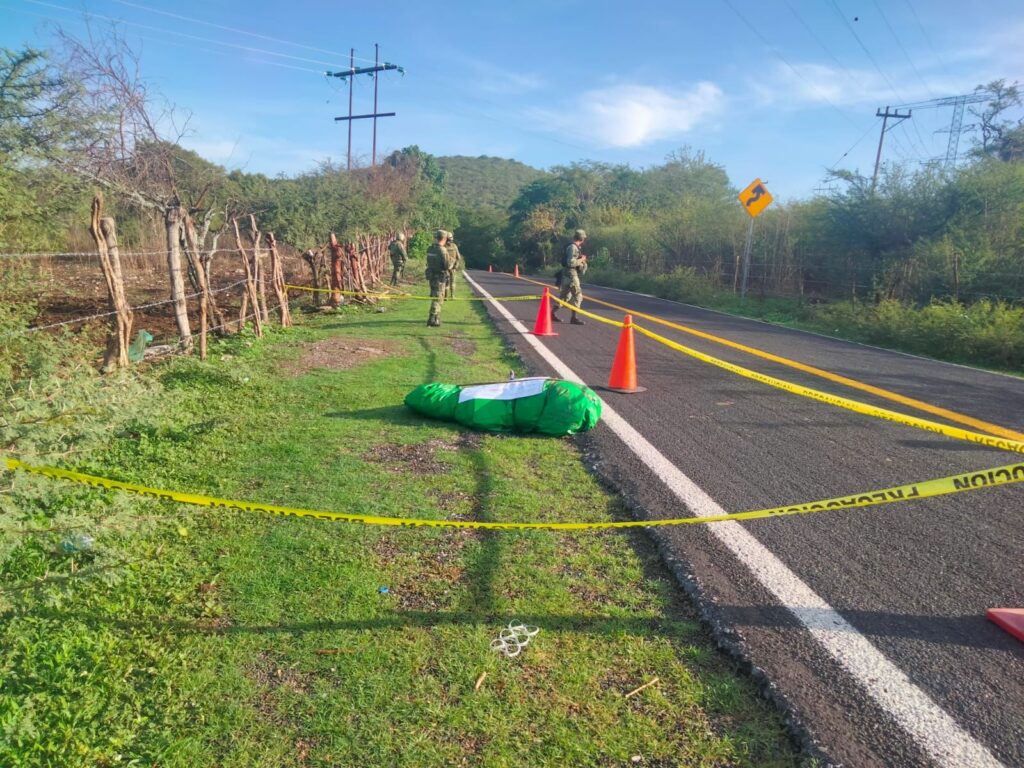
302,248,326,307
89,193,133,371
328,233,345,307
182,216,225,329
165,200,193,352
232,217,264,337
265,232,292,327
346,240,372,302
248,214,270,325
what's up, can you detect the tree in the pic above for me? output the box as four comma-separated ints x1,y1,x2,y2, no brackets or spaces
0,48,93,250
969,80,1024,162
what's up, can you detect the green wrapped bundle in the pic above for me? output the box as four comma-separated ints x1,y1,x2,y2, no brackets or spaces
404,377,602,436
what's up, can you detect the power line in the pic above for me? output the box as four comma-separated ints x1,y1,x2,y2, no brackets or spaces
720,0,864,129
897,119,936,162
1,3,326,75
782,0,866,94
109,0,378,65
870,0,935,98
902,0,953,80
829,116,883,170
864,0,934,155
827,0,907,104
22,0,351,70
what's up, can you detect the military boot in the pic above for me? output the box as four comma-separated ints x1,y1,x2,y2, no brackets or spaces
551,307,562,322
570,311,585,325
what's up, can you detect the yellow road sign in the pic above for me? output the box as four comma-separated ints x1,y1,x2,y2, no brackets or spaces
738,178,773,218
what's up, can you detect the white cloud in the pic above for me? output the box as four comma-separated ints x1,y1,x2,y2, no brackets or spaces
534,82,724,148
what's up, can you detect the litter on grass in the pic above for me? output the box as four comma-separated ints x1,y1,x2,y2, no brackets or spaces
490,622,540,658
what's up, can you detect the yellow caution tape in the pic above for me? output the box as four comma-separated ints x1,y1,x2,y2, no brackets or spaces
549,294,627,328
631,324,1024,456
4,456,1023,530
285,284,539,302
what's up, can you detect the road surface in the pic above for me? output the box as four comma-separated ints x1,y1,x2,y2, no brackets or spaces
466,269,1024,768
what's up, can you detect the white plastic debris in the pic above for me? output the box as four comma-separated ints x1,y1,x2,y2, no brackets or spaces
490,622,540,658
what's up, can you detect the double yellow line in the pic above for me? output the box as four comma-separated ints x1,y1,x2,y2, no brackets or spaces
529,274,1024,443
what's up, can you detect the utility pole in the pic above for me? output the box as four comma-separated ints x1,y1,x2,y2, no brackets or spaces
327,46,403,170
872,106,912,190
372,44,380,166
346,48,354,171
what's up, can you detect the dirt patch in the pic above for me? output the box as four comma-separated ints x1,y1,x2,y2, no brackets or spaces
446,330,477,358
364,437,452,474
376,539,469,611
364,432,480,474
246,651,311,704
280,337,405,376
426,488,475,512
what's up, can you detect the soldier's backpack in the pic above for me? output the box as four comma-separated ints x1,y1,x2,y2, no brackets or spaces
561,242,576,269
426,246,446,274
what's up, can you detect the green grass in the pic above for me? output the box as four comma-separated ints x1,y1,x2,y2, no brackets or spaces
1,277,802,767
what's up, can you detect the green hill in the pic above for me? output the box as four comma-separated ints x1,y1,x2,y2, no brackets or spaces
437,155,545,209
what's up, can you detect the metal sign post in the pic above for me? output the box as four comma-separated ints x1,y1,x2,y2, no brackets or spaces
737,178,774,300
740,217,755,300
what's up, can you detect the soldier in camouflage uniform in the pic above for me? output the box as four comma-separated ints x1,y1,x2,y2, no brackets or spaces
425,229,453,327
444,230,462,298
551,229,588,325
388,231,407,286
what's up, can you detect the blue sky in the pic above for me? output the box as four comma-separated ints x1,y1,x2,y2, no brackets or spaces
2,0,1023,200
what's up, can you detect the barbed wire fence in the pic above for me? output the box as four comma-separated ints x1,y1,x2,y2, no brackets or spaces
1,195,406,372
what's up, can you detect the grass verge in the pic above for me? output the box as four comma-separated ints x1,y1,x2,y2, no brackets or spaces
1,277,802,767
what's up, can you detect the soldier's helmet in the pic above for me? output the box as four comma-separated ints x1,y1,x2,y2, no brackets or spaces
573,228,587,240
397,232,405,241
434,229,447,241
447,231,455,241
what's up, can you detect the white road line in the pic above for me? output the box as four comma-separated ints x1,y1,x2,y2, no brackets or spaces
465,272,1004,768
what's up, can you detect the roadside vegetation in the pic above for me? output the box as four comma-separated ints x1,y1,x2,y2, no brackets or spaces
5,36,1022,371
1,285,802,767
447,84,1024,372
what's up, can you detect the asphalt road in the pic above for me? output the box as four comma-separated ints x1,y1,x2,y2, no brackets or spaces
466,270,1024,768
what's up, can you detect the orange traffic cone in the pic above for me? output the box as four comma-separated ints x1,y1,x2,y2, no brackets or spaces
532,288,559,337
488,264,493,272
513,263,520,278
606,315,646,393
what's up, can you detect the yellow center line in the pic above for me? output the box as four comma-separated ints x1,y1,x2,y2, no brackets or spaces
510,273,1024,442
